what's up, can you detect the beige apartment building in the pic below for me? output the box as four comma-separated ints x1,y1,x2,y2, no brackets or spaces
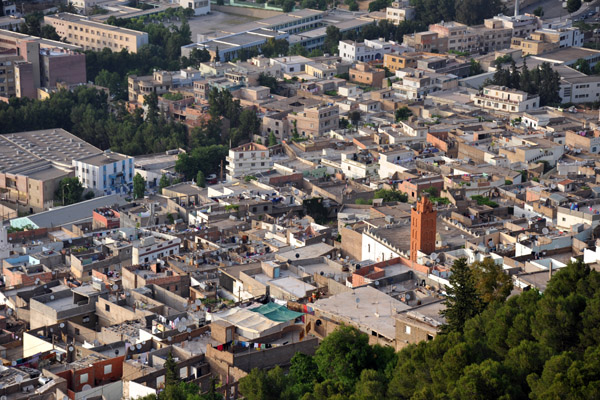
44,13,149,53
287,103,339,139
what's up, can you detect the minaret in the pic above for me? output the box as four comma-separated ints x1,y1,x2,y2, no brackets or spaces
515,0,519,17
410,196,437,262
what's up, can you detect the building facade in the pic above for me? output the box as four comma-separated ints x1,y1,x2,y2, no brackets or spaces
287,103,339,139
73,151,134,195
44,13,149,53
226,142,273,180
179,0,210,15
472,85,540,113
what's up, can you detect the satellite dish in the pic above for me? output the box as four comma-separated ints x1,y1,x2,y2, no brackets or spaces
82,384,92,391
295,253,300,259
195,300,202,306
50,295,55,300
430,252,437,260
136,344,142,350
355,297,360,303
59,323,65,328
374,281,379,286
168,337,172,342
186,328,191,333
178,326,185,333
542,227,549,235
112,284,118,291
15,376,23,383
11,361,16,366
405,293,411,300
68,346,74,352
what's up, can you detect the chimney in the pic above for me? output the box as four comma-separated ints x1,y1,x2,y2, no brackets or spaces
514,0,519,17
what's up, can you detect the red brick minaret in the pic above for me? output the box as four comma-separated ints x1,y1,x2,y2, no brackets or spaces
410,196,437,262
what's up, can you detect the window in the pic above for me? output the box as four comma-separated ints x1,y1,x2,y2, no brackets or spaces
104,364,112,374
80,373,88,384
83,316,90,323
405,325,411,334
105,304,110,312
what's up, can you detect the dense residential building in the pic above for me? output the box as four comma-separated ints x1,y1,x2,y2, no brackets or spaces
472,85,540,113
287,102,339,139
349,62,386,88
73,151,134,195
226,142,273,180
44,13,149,53
5,7,600,400
403,31,449,53
385,0,415,25
511,26,583,56
338,39,405,62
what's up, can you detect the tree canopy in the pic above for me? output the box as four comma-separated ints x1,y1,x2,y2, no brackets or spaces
239,260,600,399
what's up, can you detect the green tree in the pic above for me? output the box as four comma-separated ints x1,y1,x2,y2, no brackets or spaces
175,145,228,181
239,366,291,400
469,58,483,76
533,6,544,16
164,351,179,386
574,58,591,75
455,0,504,25
159,174,171,194
289,42,308,56
324,25,342,55
133,173,146,199
395,106,412,121
268,131,278,146
40,25,60,41
56,177,84,205
314,325,372,392
350,369,387,400
567,0,581,13
368,0,390,11
196,170,205,188
374,188,407,202
441,258,482,333
349,110,361,127
258,73,279,93
471,258,513,304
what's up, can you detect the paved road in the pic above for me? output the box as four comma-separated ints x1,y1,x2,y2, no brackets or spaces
522,0,599,22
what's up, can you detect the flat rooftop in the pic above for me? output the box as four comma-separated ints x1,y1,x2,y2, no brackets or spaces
0,129,102,170
77,151,130,167
312,286,410,340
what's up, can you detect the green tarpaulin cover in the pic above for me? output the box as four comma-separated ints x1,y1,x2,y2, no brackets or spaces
249,302,304,322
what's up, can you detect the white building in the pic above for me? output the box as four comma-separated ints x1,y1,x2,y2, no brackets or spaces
226,142,273,181
2,0,17,16
132,233,181,265
180,0,210,16
73,151,134,195
490,14,541,38
269,55,312,74
559,74,600,104
472,85,539,113
385,1,415,25
340,152,378,179
338,39,402,63
378,149,414,179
